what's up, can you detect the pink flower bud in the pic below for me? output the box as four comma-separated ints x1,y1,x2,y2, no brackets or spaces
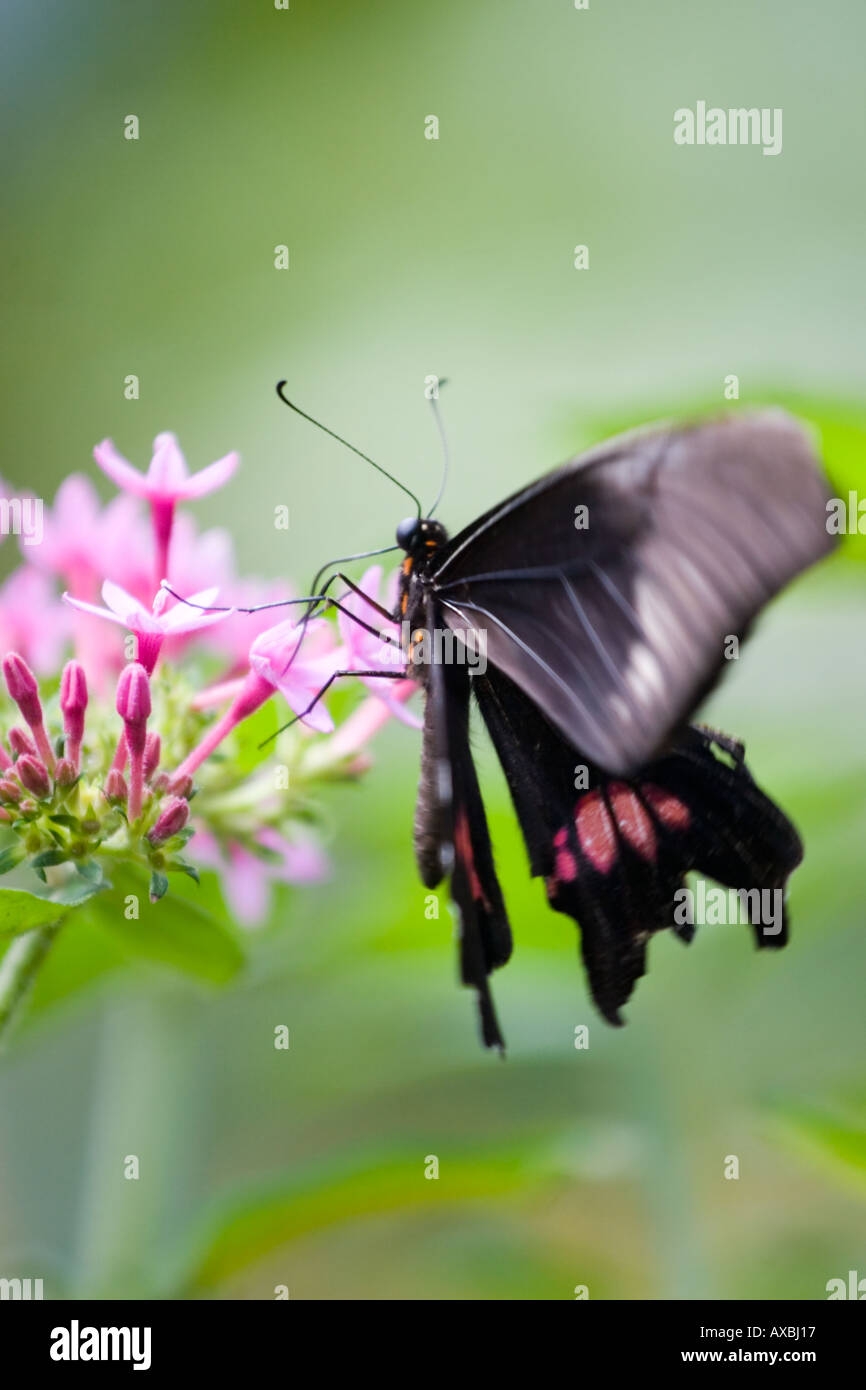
144,731,161,779
0,740,12,772
16,754,51,799
116,662,151,729
60,661,88,768
104,768,129,803
60,659,88,716
116,663,150,821
148,796,189,845
3,653,41,726
2,654,54,769
8,726,37,759
0,777,22,802
54,757,77,787
169,773,193,799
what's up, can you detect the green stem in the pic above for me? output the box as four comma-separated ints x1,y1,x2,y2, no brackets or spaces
0,919,63,1045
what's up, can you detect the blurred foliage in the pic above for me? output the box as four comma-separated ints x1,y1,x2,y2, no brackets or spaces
0,0,864,1301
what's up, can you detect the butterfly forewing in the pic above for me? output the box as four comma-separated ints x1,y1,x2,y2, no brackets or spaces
433,412,835,775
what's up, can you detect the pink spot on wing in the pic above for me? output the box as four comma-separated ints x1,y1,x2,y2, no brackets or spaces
454,807,489,908
575,790,618,874
642,784,692,831
609,782,657,863
552,826,578,883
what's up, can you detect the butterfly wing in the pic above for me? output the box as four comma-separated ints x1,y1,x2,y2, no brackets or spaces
434,411,835,775
413,599,512,1049
473,666,802,1024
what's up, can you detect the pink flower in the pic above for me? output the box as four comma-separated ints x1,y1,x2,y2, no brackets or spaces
0,567,71,675
194,827,329,926
28,475,147,595
63,579,228,675
169,615,339,787
94,432,238,586
249,616,343,734
337,566,420,728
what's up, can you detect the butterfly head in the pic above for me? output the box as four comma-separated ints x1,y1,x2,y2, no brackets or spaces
395,516,448,556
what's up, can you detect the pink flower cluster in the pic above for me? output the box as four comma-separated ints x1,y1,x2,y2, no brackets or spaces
0,432,418,922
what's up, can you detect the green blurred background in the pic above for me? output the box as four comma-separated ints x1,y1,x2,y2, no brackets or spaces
1,0,865,1299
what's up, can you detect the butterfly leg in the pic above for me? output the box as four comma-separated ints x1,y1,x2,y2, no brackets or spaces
692,723,746,765
160,580,403,649
278,668,409,733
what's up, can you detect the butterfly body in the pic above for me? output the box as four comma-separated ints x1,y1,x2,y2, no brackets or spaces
388,411,835,1050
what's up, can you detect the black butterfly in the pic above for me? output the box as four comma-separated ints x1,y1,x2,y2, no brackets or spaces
387,411,836,1050
181,396,835,1051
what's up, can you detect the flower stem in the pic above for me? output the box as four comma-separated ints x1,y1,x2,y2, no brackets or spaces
0,919,63,1045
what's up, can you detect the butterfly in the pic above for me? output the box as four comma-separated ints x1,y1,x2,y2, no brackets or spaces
385,410,836,1050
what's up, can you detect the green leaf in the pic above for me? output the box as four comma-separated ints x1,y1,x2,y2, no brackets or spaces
0,886,74,937
37,875,109,908
770,1101,866,1196
30,849,71,869
88,871,245,985
0,844,27,875
149,870,169,902
170,859,200,885
179,1150,528,1291
74,859,104,885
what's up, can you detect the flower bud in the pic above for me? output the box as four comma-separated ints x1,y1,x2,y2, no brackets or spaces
0,777,22,803
148,796,189,845
54,757,78,787
116,663,151,820
3,653,41,726
143,731,161,779
104,768,129,804
60,660,88,767
116,662,151,726
8,726,37,760
2,653,54,769
16,755,51,800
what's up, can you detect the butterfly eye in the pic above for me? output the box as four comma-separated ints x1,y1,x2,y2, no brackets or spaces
396,517,419,551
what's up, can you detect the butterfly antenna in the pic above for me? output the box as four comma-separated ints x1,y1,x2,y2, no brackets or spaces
425,377,451,519
276,381,422,518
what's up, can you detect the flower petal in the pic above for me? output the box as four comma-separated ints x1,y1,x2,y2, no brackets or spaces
147,432,189,495
177,451,239,499
93,440,152,499
62,593,127,626
101,580,157,629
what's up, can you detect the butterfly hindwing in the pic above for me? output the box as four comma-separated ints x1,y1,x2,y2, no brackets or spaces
472,667,803,1024
413,604,511,1049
